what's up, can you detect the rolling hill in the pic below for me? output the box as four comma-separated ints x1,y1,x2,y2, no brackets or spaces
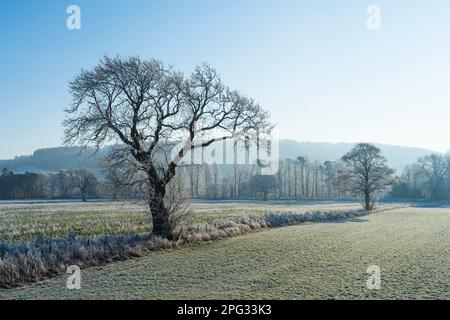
0,141,437,175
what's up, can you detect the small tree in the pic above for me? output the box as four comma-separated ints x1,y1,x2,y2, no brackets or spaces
417,154,448,201
59,168,98,202
1,168,13,177
249,174,278,201
337,143,394,211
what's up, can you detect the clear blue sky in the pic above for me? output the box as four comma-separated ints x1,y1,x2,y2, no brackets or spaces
1,0,450,159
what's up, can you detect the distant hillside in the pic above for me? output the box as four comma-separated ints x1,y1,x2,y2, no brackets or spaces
0,141,438,175
0,147,109,175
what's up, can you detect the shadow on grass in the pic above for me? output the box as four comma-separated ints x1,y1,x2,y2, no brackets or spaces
316,217,370,224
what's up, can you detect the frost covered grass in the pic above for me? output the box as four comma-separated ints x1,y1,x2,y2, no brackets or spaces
0,234,174,288
0,200,405,288
178,204,403,243
0,200,396,243
0,202,150,243
1,207,448,299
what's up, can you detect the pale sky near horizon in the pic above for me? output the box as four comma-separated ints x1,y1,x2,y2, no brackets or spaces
1,0,450,159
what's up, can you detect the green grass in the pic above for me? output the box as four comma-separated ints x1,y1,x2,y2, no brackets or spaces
0,201,364,242
1,207,449,299
0,202,150,242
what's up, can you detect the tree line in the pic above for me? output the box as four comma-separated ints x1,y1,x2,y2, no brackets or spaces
158,158,343,201
0,155,352,202
0,168,98,201
390,153,450,201
3,147,449,206
0,159,339,201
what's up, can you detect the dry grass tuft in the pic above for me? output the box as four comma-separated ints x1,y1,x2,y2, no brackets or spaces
0,234,175,288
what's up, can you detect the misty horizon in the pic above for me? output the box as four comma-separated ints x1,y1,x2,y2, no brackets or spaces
0,139,442,161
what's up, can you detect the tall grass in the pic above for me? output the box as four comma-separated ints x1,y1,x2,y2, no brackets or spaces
0,234,174,288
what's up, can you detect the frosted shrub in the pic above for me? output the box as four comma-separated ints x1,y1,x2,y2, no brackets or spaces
262,209,368,228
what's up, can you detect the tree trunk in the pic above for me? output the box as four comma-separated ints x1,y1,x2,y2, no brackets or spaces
81,188,87,202
233,141,238,199
294,169,298,199
287,162,291,198
364,189,371,211
149,182,172,238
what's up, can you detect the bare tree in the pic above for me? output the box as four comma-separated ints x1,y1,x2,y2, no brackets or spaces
337,143,394,211
276,160,286,199
322,160,337,199
236,165,250,199
286,159,292,198
312,160,320,198
59,168,98,202
249,174,278,201
1,168,13,177
64,56,271,238
212,163,219,199
304,156,310,198
417,154,448,200
390,153,450,201
296,156,306,197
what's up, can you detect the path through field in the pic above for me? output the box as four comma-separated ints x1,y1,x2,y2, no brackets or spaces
1,208,449,299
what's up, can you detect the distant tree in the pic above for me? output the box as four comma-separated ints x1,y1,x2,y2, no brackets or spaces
276,160,286,199
59,168,98,202
100,151,145,200
389,153,450,201
417,154,448,201
249,174,278,201
322,161,337,198
235,165,251,199
1,168,13,177
0,171,47,200
101,160,126,201
47,173,61,198
63,56,271,238
296,156,307,197
312,160,320,198
337,143,394,211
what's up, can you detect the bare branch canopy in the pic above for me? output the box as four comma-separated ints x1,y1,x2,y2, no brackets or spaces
64,55,272,237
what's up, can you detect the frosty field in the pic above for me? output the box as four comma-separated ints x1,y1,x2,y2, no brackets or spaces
0,200,364,243
0,206,449,300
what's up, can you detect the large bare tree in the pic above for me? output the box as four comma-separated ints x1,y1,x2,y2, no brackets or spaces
337,143,394,211
64,56,271,238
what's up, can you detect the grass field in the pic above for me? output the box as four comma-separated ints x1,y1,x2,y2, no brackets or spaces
1,207,448,299
0,200,364,242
